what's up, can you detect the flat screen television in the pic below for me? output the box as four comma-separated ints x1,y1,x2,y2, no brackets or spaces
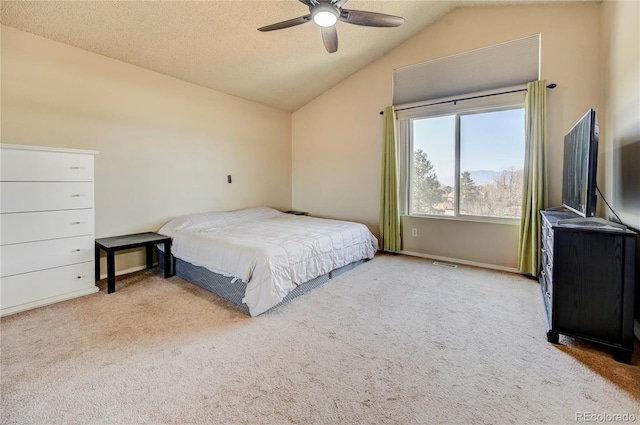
561,109,599,217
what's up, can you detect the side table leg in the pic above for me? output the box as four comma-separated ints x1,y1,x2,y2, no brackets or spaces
164,240,172,278
107,250,116,293
95,244,101,282
146,245,153,270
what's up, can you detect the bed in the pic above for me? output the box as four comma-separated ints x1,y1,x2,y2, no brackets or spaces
157,207,379,316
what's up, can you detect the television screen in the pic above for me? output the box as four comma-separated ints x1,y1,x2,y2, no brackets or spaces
561,109,598,217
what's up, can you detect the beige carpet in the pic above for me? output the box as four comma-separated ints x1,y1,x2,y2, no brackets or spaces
1,253,639,425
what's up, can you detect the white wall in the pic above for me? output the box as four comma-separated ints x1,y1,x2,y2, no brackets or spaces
1,25,292,273
601,0,640,230
292,3,603,270
601,0,640,328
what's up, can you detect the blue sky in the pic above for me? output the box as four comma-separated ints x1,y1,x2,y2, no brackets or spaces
413,108,525,184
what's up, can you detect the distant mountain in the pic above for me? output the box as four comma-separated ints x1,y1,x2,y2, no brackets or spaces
466,170,502,186
441,170,501,187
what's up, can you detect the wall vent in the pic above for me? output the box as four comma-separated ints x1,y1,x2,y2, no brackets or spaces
433,261,458,269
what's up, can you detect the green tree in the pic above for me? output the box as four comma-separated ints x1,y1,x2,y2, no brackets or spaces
412,149,444,214
460,171,480,213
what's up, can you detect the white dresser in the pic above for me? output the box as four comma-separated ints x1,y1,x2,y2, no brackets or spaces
1,144,99,316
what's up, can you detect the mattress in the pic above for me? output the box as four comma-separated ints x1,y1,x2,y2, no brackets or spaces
158,253,367,315
158,207,378,316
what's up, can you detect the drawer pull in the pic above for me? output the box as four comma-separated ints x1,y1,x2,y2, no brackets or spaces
70,221,85,225
70,194,82,197
72,249,82,252
77,275,86,279
70,166,84,170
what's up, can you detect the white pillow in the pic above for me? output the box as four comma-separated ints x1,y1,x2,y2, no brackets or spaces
158,207,283,236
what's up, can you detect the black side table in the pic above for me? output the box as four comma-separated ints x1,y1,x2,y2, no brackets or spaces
95,232,173,293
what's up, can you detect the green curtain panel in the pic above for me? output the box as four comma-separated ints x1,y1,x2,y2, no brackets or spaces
518,80,548,276
379,106,401,252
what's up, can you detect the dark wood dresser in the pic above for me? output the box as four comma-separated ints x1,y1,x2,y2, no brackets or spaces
540,208,637,364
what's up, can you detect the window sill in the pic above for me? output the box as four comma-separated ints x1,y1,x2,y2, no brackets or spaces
404,214,520,226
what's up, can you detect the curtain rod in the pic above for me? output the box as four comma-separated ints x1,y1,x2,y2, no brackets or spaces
379,83,557,115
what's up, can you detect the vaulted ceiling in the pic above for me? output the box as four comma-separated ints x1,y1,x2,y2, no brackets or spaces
1,1,582,112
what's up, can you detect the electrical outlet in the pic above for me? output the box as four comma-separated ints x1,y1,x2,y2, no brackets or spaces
411,228,418,237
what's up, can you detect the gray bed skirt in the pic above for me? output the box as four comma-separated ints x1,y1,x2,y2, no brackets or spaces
158,249,367,315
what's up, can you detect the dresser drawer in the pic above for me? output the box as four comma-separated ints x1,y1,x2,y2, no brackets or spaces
0,262,95,309
1,148,94,182
0,235,94,277
1,182,94,213
1,209,94,245
539,272,553,322
544,262,553,293
542,244,553,267
542,221,554,254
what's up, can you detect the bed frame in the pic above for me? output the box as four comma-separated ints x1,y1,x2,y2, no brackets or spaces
158,249,367,315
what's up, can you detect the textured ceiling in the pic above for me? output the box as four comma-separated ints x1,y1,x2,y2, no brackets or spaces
1,0,582,112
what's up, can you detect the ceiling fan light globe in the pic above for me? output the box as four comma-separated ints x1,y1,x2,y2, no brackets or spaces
312,7,339,27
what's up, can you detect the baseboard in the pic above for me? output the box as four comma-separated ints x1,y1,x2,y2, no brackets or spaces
99,264,149,281
400,251,520,274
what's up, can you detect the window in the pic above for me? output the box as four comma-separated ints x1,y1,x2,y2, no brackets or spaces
398,91,525,222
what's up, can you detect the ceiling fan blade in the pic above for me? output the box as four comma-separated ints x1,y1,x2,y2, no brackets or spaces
298,0,319,6
321,26,338,53
258,15,311,32
333,0,349,7
339,9,404,27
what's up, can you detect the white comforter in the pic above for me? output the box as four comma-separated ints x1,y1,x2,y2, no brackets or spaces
158,207,379,316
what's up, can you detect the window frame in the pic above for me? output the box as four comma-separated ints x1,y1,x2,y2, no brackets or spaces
398,90,526,225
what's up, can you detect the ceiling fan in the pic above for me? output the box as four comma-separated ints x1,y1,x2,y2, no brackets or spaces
258,0,405,54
